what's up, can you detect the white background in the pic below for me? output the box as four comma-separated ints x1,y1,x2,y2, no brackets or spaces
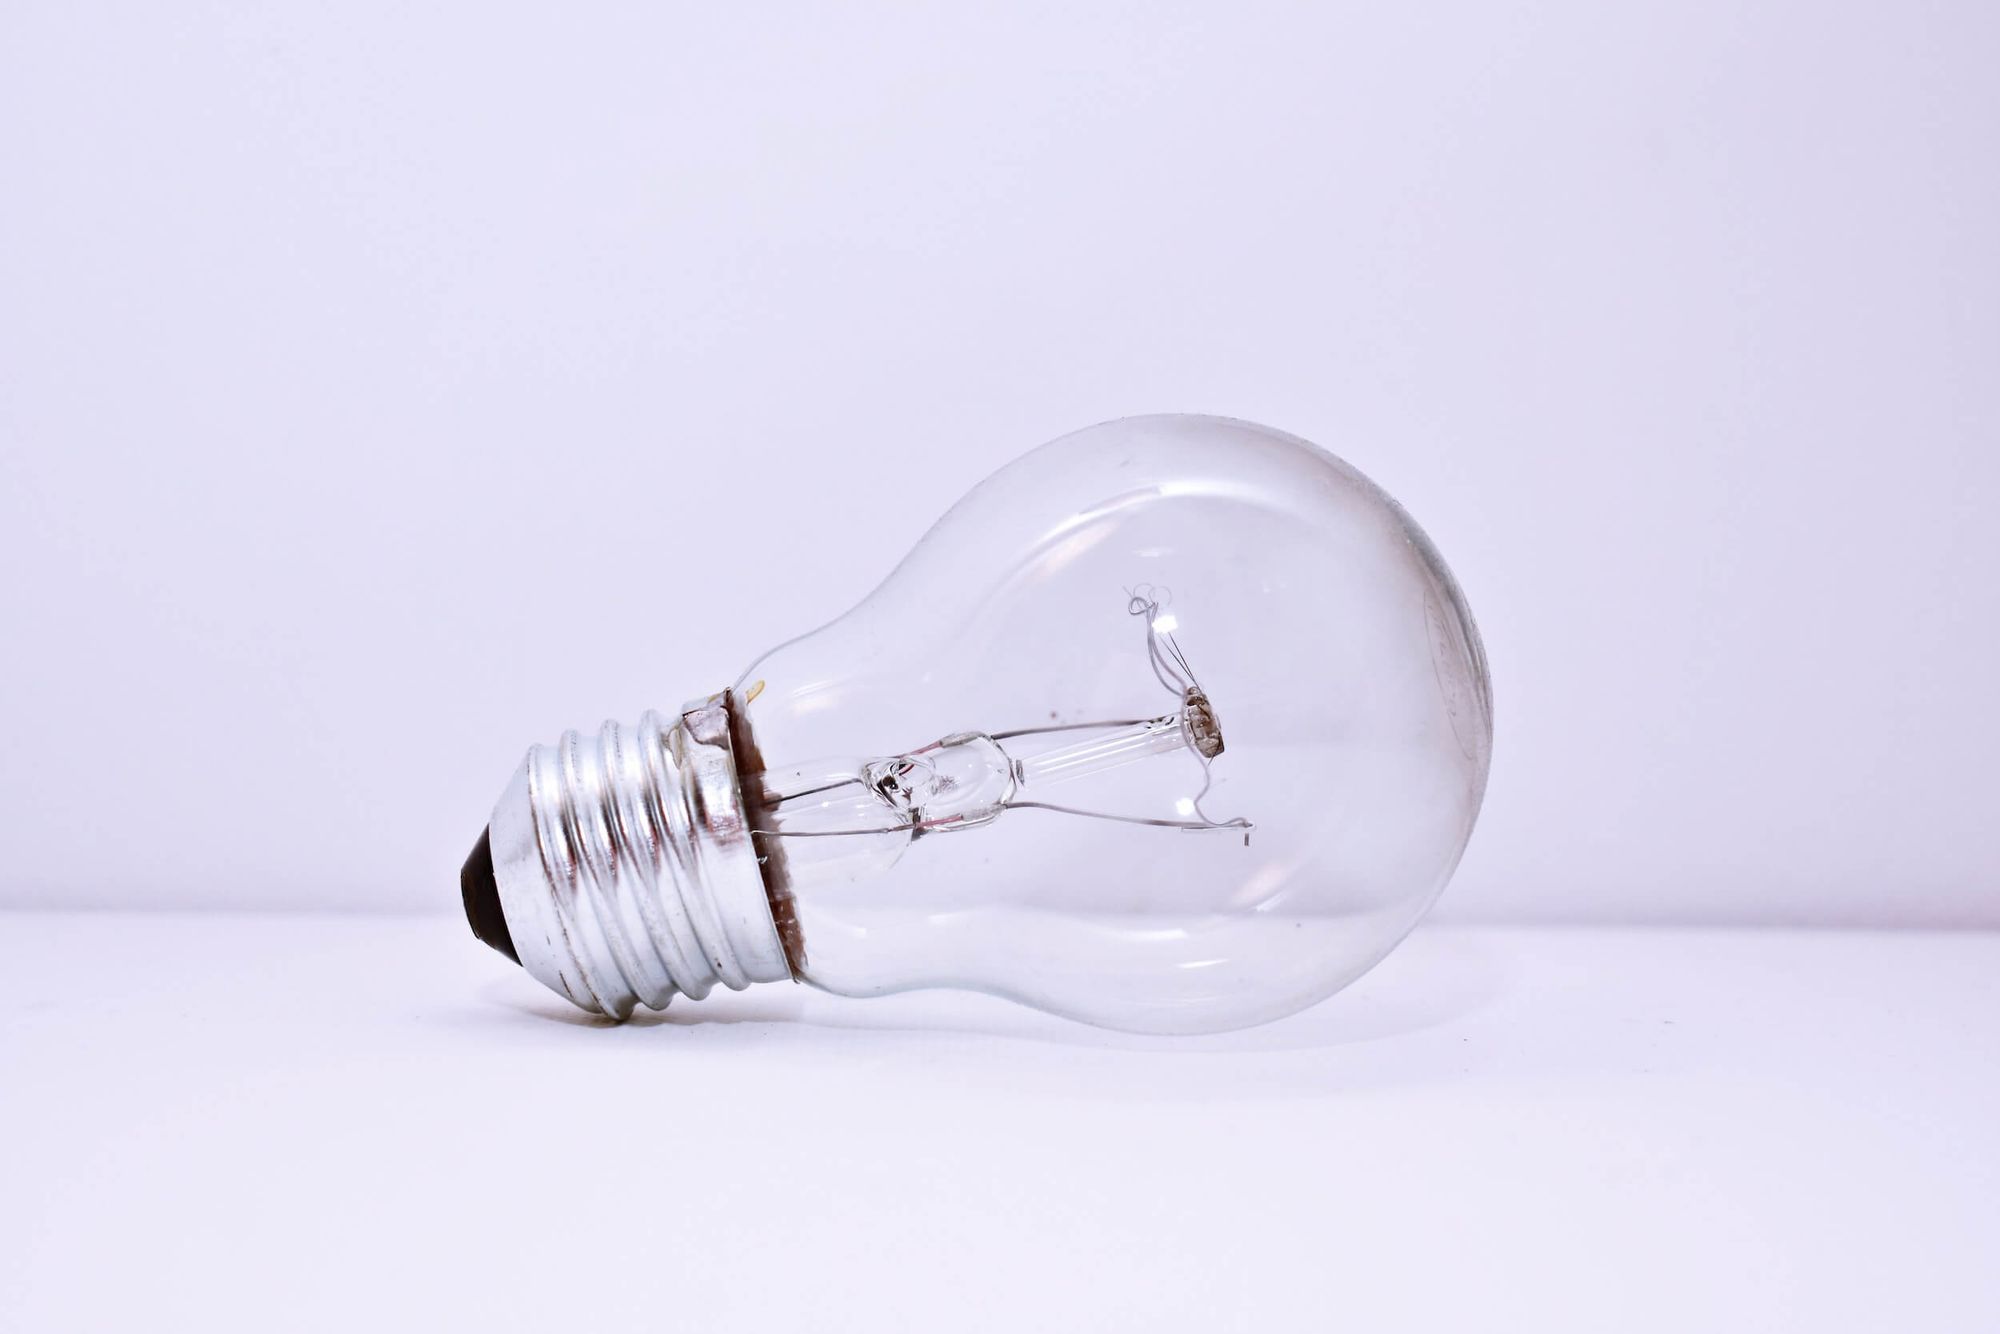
5,10,1998,1333
5,915,1996,1332
3,1,1996,926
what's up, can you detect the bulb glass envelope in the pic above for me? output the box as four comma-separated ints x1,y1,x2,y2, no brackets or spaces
734,415,1491,1034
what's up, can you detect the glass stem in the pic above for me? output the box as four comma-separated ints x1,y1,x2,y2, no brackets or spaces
1014,714,1186,793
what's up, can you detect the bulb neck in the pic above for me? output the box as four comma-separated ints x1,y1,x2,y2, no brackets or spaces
479,694,792,1018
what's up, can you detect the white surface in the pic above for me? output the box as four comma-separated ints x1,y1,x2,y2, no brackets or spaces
3,4,1998,926
3,912,1994,1331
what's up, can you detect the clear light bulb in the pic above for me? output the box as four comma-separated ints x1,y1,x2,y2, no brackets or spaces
462,415,1491,1034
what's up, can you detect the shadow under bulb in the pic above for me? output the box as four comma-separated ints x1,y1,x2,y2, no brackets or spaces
461,415,1492,1035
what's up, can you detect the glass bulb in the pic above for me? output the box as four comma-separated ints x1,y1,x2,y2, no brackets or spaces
463,415,1491,1035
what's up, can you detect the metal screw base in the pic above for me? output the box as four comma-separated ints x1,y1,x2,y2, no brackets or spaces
476,693,791,1019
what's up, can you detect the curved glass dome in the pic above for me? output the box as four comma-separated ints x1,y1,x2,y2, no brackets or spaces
732,414,1491,1034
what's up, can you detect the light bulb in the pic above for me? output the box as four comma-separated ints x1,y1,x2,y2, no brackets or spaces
462,415,1491,1034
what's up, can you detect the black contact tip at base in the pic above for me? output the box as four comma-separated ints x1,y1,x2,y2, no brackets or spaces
461,827,520,965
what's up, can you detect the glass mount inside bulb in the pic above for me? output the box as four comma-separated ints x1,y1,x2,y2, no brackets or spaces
748,590,1252,881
